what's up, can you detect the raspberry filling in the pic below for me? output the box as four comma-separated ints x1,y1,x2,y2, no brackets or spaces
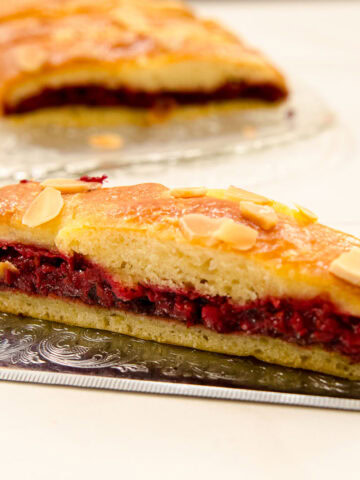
4,82,287,114
79,175,108,184
1,243,360,362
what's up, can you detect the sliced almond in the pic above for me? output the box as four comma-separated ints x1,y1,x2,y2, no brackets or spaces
213,219,258,251
170,187,207,198
88,133,124,150
295,204,318,223
0,261,19,280
22,187,64,228
329,248,360,287
41,178,101,194
53,28,76,43
15,45,46,72
241,125,257,139
226,186,270,205
240,201,278,230
179,214,222,241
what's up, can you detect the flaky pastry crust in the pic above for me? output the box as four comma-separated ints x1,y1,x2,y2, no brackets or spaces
0,0,287,114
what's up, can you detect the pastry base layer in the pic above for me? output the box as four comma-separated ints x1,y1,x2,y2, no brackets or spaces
0,290,358,381
8,99,278,128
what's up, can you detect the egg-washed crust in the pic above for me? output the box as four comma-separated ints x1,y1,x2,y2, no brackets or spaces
0,181,360,318
0,0,287,114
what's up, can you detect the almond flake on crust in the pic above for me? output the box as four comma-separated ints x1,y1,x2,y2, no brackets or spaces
14,45,46,72
170,187,207,198
88,133,124,150
240,201,278,230
330,247,360,287
213,218,258,250
179,214,222,241
295,204,318,223
41,178,101,194
22,187,64,228
226,186,270,205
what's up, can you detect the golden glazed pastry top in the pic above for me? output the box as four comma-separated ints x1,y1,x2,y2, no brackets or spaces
1,180,360,317
0,0,287,111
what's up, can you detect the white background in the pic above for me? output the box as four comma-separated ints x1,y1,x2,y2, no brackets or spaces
1,2,360,479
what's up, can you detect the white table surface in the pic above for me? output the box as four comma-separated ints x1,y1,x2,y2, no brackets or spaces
1,2,360,479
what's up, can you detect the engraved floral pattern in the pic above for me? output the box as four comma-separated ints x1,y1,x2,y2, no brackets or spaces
0,311,360,399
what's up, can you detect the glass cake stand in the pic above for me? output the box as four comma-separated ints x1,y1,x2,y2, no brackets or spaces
0,80,336,183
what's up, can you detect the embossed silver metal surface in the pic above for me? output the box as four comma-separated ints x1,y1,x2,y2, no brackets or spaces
1,312,360,410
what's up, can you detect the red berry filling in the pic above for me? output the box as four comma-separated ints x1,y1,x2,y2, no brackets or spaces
1,243,360,362
79,175,108,184
4,82,287,115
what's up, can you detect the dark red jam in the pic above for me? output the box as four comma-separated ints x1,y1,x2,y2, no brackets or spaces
4,82,287,114
79,175,108,184
1,243,360,362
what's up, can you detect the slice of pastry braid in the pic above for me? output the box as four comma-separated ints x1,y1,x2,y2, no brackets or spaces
0,0,287,115
0,177,360,380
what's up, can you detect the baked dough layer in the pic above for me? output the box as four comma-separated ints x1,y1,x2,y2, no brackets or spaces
0,290,358,380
